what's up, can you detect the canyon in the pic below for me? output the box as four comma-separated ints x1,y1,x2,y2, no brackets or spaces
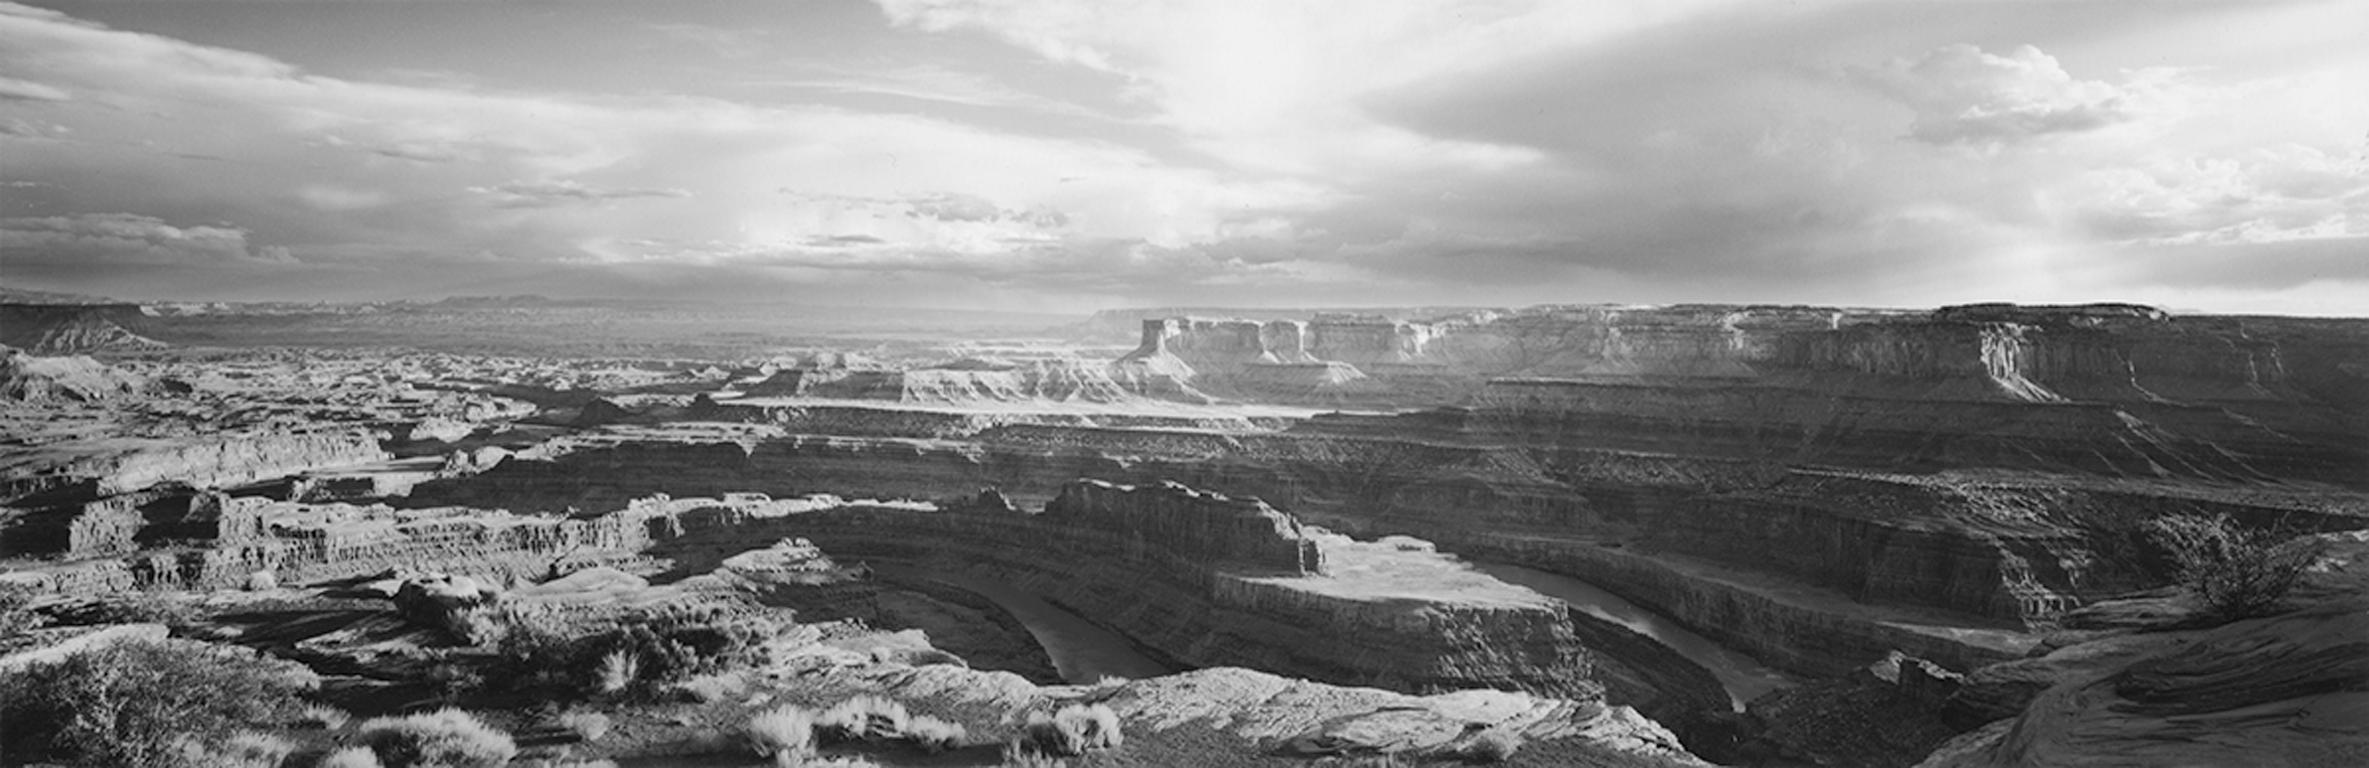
3,297,2364,767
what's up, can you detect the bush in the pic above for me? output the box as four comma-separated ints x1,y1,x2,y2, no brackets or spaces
195,730,295,768
744,704,816,762
298,702,354,730
357,707,517,768
0,638,310,767
316,746,386,768
1000,741,1066,767
0,582,41,637
558,710,612,742
595,649,639,694
2147,513,2326,621
1015,703,1123,757
904,714,969,754
487,606,773,696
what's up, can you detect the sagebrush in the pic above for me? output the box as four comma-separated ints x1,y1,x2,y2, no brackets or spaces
0,638,310,767
2147,513,2326,621
357,707,517,768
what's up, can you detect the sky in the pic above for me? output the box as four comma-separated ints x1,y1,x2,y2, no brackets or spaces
0,0,2364,314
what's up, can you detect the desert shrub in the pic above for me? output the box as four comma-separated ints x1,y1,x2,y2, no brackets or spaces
558,710,613,742
488,606,772,696
904,714,969,753
1015,703,1123,757
2147,513,2327,621
357,707,517,768
816,695,911,744
0,638,309,767
421,655,487,703
595,648,639,693
1000,741,1066,767
0,582,41,637
298,702,354,730
193,730,295,768
745,704,816,762
315,746,386,768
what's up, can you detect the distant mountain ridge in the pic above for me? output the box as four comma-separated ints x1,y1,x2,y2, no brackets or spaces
0,285,121,305
0,303,166,354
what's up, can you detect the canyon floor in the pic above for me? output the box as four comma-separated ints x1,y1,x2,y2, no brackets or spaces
3,298,2365,768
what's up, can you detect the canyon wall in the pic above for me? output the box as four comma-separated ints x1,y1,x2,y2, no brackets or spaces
400,416,2360,679
11,479,1608,705
647,482,1600,699
1109,305,2368,486
4,428,391,504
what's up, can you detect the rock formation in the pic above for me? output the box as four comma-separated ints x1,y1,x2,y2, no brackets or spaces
0,303,166,354
0,347,146,403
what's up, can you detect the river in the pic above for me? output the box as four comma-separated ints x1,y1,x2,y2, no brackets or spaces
945,576,1176,683
1475,562,1795,709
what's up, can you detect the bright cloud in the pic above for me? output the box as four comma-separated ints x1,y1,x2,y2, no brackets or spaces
1855,44,2136,146
0,0,2363,312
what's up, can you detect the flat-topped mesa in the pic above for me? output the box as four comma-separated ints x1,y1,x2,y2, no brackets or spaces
1042,479,1323,576
1123,304,2330,405
1931,302,2171,325
1129,317,1320,364
1306,313,1435,366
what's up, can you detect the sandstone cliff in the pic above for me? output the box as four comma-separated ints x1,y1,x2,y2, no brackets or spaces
0,347,147,403
3,428,392,503
637,482,1601,700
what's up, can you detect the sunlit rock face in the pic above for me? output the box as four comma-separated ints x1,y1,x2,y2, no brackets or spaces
0,348,147,403
1041,479,1323,576
3,429,392,505
630,481,1602,700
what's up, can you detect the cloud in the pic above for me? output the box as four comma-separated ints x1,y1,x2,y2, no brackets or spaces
0,213,296,267
0,1,1318,302
5,0,2366,312
749,63,1128,120
2067,143,2369,245
0,74,67,101
1855,44,2134,146
472,180,693,208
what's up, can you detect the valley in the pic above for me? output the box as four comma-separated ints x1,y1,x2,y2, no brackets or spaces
4,298,2365,767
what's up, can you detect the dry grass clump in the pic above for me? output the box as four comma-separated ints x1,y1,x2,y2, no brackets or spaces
746,695,973,763
356,707,517,768
816,695,911,744
595,649,639,694
299,702,354,730
745,704,817,764
903,714,970,754
1014,702,1123,758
